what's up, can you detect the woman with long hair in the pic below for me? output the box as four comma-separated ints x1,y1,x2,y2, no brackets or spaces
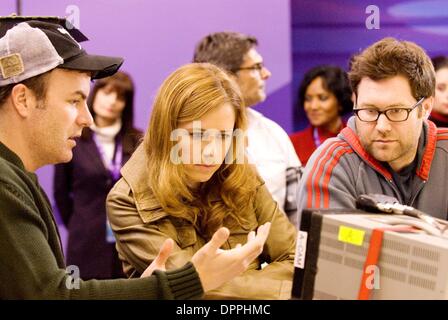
106,63,296,299
54,71,142,279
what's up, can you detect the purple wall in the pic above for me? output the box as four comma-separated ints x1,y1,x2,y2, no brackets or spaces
1,0,16,15
2,1,293,244
16,0,292,134
291,0,448,131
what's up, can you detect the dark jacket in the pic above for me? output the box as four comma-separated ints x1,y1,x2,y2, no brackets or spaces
53,127,142,279
429,111,448,128
0,141,203,299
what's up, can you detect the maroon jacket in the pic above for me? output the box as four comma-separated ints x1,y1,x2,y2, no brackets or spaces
429,111,448,128
290,125,344,166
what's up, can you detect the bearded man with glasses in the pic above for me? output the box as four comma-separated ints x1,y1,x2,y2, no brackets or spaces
296,37,448,224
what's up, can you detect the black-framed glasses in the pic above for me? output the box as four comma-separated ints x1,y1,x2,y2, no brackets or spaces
235,62,264,73
353,97,425,122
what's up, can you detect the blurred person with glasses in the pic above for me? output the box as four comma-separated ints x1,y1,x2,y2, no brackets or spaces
193,32,302,224
296,38,448,227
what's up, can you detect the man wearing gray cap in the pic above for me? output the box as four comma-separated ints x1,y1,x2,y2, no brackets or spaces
0,20,271,299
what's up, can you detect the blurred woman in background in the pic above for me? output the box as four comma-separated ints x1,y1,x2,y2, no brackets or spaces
54,71,142,279
290,65,353,165
430,56,448,127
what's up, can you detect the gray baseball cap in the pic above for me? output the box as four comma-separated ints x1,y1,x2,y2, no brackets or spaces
0,20,123,86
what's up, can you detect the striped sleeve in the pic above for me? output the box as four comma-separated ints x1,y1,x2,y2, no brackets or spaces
437,128,448,141
296,139,357,226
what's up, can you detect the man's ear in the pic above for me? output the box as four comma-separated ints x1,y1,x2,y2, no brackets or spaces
10,84,35,118
422,96,434,120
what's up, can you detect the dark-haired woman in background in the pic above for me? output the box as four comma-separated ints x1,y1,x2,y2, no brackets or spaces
290,65,353,165
54,71,142,279
430,56,448,127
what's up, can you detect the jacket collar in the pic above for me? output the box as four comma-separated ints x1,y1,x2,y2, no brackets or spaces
0,140,26,170
121,144,229,224
340,116,437,181
246,108,264,126
0,140,39,183
120,144,168,223
430,111,448,125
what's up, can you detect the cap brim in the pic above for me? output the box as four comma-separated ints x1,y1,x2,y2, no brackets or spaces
60,52,124,79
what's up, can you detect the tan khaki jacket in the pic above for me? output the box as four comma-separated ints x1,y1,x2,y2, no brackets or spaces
106,145,296,299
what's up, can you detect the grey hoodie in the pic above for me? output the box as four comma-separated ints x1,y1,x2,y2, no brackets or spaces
296,116,448,226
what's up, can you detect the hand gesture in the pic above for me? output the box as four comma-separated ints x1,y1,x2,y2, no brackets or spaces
140,238,174,278
191,222,271,292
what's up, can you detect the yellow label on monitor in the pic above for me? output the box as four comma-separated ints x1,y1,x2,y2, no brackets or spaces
338,226,365,246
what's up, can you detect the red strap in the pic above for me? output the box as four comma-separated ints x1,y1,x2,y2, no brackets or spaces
358,226,416,300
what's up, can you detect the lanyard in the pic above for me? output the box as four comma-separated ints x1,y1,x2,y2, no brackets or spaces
313,127,321,148
92,133,123,182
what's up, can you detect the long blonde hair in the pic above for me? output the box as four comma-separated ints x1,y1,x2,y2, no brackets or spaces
144,63,259,237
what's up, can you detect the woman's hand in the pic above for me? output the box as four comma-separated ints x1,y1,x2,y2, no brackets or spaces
191,222,271,292
140,238,174,278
